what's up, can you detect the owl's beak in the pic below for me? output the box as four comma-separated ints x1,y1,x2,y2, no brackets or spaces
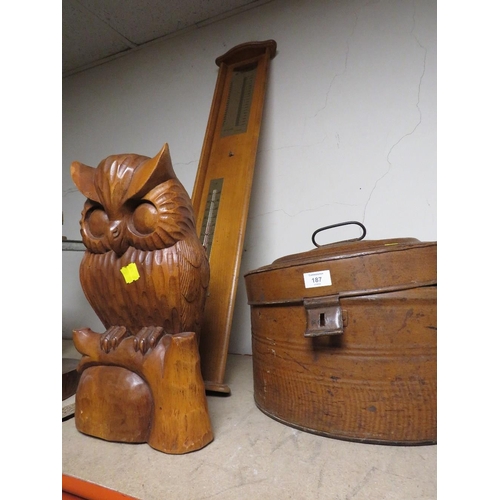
108,220,127,256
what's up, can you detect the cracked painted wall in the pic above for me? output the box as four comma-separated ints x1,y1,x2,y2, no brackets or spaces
62,0,436,353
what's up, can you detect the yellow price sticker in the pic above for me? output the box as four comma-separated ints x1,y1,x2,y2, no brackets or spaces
120,262,140,284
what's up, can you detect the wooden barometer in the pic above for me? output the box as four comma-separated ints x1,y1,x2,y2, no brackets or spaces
192,40,277,393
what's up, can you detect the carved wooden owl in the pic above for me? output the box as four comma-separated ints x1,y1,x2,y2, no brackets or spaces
70,143,209,347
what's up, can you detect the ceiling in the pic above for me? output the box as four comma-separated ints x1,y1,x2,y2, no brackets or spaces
62,0,270,77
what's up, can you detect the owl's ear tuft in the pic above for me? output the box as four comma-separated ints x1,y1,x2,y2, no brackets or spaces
156,143,177,179
71,161,99,201
127,144,177,199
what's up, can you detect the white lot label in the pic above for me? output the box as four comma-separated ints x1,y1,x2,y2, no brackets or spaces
303,270,332,288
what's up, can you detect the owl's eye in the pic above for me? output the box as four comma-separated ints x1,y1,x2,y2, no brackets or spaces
132,202,158,235
86,208,109,238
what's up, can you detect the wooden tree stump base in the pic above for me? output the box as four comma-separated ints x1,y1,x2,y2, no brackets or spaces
74,328,214,454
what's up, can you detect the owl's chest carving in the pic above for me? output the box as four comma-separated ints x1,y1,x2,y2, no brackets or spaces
80,246,182,332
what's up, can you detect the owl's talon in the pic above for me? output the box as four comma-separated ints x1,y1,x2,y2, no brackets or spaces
148,327,165,349
100,326,129,352
101,336,109,353
134,326,166,354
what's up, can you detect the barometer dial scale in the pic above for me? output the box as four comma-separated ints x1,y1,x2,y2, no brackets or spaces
191,40,277,393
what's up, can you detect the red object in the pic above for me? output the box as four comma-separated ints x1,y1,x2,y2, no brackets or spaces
62,474,139,500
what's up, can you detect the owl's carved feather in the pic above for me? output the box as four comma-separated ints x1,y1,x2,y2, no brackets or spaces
126,144,177,199
80,243,208,337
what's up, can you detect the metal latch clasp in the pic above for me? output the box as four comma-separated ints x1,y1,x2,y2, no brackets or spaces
304,295,344,337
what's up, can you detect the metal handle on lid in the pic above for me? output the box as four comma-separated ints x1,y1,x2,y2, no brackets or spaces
311,221,367,248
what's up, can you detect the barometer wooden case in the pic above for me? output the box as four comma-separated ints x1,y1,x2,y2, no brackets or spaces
192,40,277,393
